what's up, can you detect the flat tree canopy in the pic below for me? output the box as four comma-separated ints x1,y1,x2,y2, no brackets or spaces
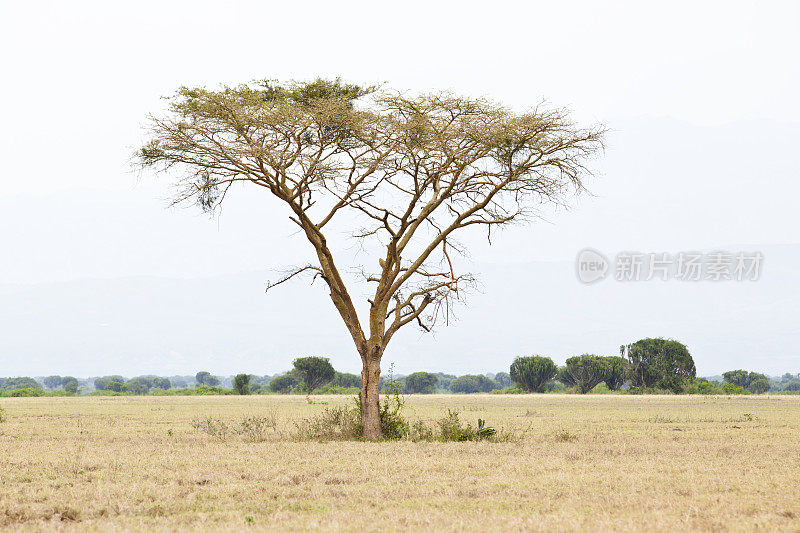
139,78,604,438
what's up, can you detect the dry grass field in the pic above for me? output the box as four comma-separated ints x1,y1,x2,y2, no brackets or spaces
1,394,799,531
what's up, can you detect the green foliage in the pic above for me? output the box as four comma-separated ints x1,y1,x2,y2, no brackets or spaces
62,377,79,394
722,370,769,393
493,372,513,388
435,410,498,441
565,354,609,394
269,373,299,393
624,338,696,393
449,374,499,393
685,378,749,395
152,386,232,396
750,378,771,394
374,375,410,439
293,357,336,392
510,356,558,392
191,417,230,441
299,405,362,440
42,376,63,390
686,378,718,394
557,366,576,387
195,371,220,387
123,377,151,395
602,356,629,390
0,405,4,423
588,382,612,394
719,382,748,395
331,372,361,388
234,415,277,442
1,377,42,391
431,373,457,391
555,430,578,442
233,374,251,395
151,377,171,390
310,385,360,395
0,387,45,397
95,376,125,392
258,77,375,106
404,372,438,394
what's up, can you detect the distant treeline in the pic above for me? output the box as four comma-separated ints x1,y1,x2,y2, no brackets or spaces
2,339,800,397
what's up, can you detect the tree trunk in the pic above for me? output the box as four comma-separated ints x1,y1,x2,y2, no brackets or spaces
360,357,382,440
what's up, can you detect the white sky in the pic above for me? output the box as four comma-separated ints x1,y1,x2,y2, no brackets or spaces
1,0,799,376
1,1,799,194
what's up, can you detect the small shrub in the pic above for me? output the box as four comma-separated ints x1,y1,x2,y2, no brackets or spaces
0,388,45,398
0,405,5,423
235,414,277,442
555,430,578,442
376,379,409,439
297,405,361,440
719,382,748,395
435,410,499,442
191,417,230,441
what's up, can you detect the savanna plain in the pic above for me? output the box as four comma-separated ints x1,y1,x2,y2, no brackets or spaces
1,394,799,532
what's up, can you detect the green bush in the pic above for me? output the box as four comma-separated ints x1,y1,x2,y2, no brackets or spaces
750,378,771,394
449,374,498,393
1,377,42,391
404,372,438,394
95,376,125,392
719,382,748,395
153,386,232,396
603,356,629,390
331,372,361,388
686,378,718,394
233,374,251,395
435,409,498,441
269,374,299,393
0,387,45,397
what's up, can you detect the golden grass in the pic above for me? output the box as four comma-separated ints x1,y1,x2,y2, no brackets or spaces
1,394,799,531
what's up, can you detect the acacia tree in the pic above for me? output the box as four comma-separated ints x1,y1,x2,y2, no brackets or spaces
139,78,604,438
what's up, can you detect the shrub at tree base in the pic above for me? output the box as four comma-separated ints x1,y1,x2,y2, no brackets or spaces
294,391,508,442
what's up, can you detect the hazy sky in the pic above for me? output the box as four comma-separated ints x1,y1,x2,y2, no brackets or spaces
1,1,799,376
